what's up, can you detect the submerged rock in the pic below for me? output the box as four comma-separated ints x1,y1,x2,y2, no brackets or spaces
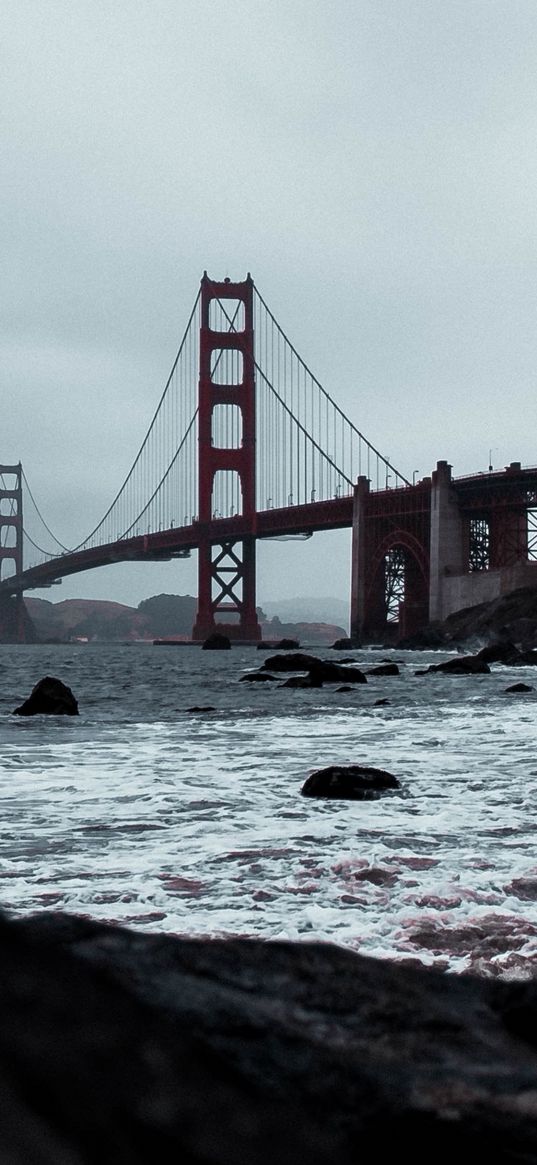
301,764,400,799
13,676,79,716
239,673,279,683
505,683,534,694
202,633,231,650
274,638,300,649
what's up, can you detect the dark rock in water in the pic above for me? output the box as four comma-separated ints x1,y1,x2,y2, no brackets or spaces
505,683,534,694
239,673,278,682
13,676,79,716
332,637,358,650
476,641,521,664
366,663,400,677
301,764,400,799
309,661,367,684
265,656,367,684
336,685,353,693
3,911,537,1162
202,633,231,650
374,698,390,706
187,705,216,712
426,654,491,676
280,674,323,688
274,638,300,650
261,652,320,672
513,649,537,665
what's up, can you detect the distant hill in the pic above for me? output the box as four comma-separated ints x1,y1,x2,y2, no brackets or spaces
25,594,347,644
25,595,197,643
260,596,349,629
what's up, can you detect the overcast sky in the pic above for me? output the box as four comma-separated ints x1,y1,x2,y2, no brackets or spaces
2,0,537,609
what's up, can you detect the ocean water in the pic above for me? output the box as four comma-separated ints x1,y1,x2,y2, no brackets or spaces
1,642,537,979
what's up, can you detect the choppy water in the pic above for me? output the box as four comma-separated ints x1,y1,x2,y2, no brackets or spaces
1,642,537,978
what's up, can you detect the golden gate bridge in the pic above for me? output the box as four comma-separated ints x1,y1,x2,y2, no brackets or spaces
1,273,537,643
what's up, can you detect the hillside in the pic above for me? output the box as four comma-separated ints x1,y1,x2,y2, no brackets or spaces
24,595,346,644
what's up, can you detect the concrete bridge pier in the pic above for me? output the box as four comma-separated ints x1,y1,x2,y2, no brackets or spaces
349,476,369,643
428,460,466,623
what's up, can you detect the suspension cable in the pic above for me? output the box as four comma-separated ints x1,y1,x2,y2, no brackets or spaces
254,286,410,485
21,469,73,552
73,289,201,550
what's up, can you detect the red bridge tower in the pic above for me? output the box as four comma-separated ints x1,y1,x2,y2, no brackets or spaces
192,275,261,642
0,463,35,642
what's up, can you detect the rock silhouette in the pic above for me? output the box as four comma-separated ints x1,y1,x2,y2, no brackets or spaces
13,676,79,716
301,764,400,799
202,633,231,650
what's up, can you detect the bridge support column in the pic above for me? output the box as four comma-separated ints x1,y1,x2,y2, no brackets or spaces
193,274,261,642
193,533,260,642
429,460,466,623
0,463,35,644
350,476,370,642
489,467,528,567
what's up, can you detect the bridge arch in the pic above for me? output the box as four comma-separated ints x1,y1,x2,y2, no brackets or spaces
366,528,430,641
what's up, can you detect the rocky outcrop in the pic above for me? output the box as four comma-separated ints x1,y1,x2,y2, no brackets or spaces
301,764,400,799
5,909,537,1163
13,676,79,716
402,586,537,652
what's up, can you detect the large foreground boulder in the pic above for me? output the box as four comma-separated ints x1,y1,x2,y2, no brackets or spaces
3,911,537,1162
301,764,400,799
13,676,79,716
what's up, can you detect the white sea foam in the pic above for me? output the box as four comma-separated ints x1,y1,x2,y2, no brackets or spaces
1,643,537,976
